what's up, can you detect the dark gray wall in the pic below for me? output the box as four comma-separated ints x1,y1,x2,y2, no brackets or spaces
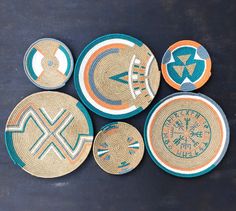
0,0,235,210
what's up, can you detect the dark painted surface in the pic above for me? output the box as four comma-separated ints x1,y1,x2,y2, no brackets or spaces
0,0,235,210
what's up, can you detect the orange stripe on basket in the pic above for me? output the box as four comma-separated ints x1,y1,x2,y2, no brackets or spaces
148,98,223,172
68,143,92,164
169,40,201,51
195,59,212,88
161,63,180,90
8,103,35,125
163,40,200,88
35,139,70,161
162,41,211,90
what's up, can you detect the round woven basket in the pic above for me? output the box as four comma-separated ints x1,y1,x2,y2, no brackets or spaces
144,92,229,178
23,38,74,90
93,122,144,175
161,40,211,91
74,33,161,119
5,91,93,178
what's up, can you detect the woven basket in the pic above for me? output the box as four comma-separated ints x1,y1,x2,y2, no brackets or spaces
74,34,160,119
144,92,229,177
23,38,74,90
93,122,144,175
161,40,211,91
5,91,93,178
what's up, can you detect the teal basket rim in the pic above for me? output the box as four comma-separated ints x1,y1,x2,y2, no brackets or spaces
144,92,230,178
73,33,150,120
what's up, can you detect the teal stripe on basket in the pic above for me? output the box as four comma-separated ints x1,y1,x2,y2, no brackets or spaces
27,48,38,80
73,33,144,119
5,131,25,168
76,101,94,136
101,122,118,132
59,45,71,76
144,92,230,178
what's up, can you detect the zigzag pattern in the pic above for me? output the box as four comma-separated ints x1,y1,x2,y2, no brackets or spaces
6,106,93,161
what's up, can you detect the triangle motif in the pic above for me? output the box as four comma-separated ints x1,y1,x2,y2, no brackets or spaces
178,54,191,65
173,65,185,77
109,71,128,84
186,63,196,76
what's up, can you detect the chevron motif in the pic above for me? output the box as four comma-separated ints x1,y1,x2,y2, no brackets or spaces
6,106,93,161
128,141,140,149
127,139,140,155
38,142,65,160
39,108,66,125
97,149,109,157
109,71,128,84
97,142,110,160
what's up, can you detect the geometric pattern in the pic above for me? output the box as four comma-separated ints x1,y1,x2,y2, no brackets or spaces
127,137,140,155
161,40,211,91
5,92,94,178
24,38,73,89
97,137,140,160
74,34,160,119
170,52,202,79
173,54,196,77
97,142,110,160
93,122,144,175
6,106,93,161
109,53,156,100
144,92,230,178
109,72,128,84
162,109,211,158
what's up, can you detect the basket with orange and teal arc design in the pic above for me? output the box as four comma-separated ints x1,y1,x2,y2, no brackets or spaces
144,92,230,178
5,91,93,178
161,40,211,91
74,34,161,119
23,38,74,90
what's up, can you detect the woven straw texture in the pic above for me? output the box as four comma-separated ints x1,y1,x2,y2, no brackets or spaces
93,122,144,175
24,38,73,89
75,34,160,119
5,91,93,178
145,93,229,177
161,40,211,91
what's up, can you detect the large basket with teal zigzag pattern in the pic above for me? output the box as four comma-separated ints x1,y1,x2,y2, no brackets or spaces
5,91,93,178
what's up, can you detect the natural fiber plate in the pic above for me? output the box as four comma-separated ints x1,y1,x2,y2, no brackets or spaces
93,122,144,175
74,34,161,119
23,38,74,89
5,91,93,178
161,40,211,91
144,92,229,177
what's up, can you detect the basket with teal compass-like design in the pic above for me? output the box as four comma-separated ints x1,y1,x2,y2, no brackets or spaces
5,91,93,178
161,40,211,91
74,34,161,119
23,38,74,90
144,92,229,177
